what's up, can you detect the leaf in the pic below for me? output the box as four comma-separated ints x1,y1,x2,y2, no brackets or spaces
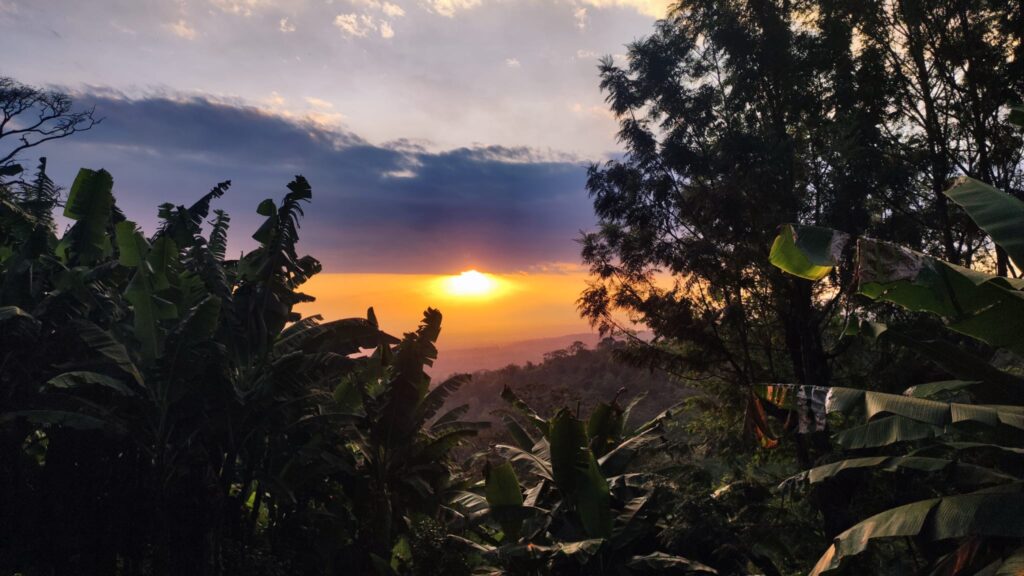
497,412,537,451
587,401,625,458
44,371,136,396
944,177,1024,269
811,499,939,575
903,380,979,399
549,409,611,538
856,238,1024,356
417,373,469,427
833,415,943,449
755,383,1024,432
864,324,1024,404
811,485,1024,575
787,456,1015,487
208,209,230,261
493,444,553,481
500,384,549,435
116,221,177,361
70,320,142,383
485,461,525,541
627,552,718,574
60,168,115,264
995,545,1024,576
432,404,470,429
769,224,848,281
598,427,661,476
0,305,40,340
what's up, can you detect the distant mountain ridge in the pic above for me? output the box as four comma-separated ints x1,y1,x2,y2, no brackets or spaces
431,331,652,378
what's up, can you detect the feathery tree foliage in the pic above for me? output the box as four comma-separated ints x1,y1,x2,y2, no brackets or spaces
580,0,1024,539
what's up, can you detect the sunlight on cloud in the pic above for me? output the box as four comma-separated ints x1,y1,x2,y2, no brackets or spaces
334,13,376,37
304,97,335,109
578,0,672,18
573,7,588,29
423,0,483,18
209,0,270,16
335,0,405,38
381,2,406,17
168,19,197,40
278,17,296,32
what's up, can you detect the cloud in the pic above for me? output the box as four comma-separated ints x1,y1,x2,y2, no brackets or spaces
279,17,295,32
334,0,402,39
209,0,270,16
422,0,482,17
41,92,592,273
576,0,671,18
417,0,667,18
573,7,588,29
334,13,376,37
381,2,405,17
168,19,197,40
304,97,335,109
505,58,521,68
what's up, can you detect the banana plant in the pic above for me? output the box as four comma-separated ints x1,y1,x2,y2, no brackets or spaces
308,308,491,572
0,167,409,575
450,388,717,575
764,163,1024,574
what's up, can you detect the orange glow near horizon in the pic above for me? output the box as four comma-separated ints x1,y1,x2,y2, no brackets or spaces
294,268,596,350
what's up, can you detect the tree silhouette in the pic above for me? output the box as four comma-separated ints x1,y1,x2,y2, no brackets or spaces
0,76,100,175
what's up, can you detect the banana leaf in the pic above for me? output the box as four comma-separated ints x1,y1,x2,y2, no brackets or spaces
811,484,1024,575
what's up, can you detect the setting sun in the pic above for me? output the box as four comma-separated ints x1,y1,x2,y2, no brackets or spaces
442,270,500,297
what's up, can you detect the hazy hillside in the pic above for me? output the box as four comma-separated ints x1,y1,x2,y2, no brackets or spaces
431,331,653,377
443,337,693,431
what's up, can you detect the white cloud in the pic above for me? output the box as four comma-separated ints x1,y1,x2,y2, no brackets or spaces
209,0,270,16
381,2,405,17
383,169,418,178
577,0,671,18
305,97,335,109
415,0,667,19
335,0,403,39
422,0,482,18
505,58,521,68
168,19,197,40
575,49,597,59
265,92,286,107
334,13,376,37
279,17,296,32
573,7,587,29
351,0,405,17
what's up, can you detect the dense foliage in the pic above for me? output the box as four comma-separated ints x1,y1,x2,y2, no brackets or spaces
762,156,1024,574
3,1,1024,574
580,0,1024,551
0,164,485,575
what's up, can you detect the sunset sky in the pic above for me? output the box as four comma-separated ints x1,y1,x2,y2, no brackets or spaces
0,0,667,348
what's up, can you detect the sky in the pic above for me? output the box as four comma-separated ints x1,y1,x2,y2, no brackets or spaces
0,0,667,348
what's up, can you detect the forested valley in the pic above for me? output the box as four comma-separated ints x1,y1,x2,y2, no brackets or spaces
2,1,1024,574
